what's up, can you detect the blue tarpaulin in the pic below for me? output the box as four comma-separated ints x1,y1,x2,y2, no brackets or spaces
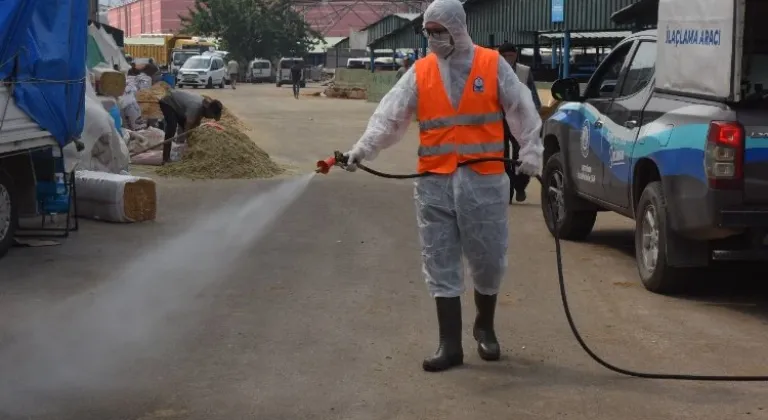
0,0,88,147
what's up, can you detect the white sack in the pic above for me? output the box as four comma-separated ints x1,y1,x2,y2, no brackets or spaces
63,95,130,174
126,127,164,153
118,92,145,130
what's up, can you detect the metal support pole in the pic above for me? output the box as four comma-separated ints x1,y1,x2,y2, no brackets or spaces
563,30,571,78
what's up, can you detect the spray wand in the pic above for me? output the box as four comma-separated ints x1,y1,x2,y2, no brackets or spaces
314,150,768,382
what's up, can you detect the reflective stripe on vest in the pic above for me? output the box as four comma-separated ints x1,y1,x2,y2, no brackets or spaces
414,46,505,175
418,111,504,131
418,141,506,157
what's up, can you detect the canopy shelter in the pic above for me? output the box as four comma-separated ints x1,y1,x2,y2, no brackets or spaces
611,0,660,27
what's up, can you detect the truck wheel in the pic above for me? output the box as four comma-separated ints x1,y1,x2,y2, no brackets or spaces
206,78,213,89
0,171,17,259
540,152,597,241
635,181,685,294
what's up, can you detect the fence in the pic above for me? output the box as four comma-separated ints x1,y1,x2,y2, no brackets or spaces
333,68,400,103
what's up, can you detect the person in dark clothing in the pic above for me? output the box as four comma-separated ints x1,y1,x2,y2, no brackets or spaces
498,42,541,203
158,90,223,163
290,62,303,99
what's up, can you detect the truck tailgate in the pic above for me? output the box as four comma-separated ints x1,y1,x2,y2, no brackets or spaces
740,110,768,204
0,86,57,155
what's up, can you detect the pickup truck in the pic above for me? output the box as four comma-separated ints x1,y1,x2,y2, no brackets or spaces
539,0,768,294
1,0,87,260
0,88,62,259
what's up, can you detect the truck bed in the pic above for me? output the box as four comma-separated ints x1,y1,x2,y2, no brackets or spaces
0,86,58,156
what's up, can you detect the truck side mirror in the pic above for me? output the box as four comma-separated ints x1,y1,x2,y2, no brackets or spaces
551,78,581,102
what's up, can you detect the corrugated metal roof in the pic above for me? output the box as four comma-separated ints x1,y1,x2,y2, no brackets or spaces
394,13,421,21
540,31,634,40
309,36,347,53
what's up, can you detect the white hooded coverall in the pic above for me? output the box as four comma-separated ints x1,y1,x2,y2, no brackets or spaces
347,0,543,298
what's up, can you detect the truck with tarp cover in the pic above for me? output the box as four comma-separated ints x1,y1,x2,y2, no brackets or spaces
540,0,768,293
0,0,87,258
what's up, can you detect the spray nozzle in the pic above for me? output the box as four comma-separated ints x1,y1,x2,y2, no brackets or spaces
315,151,348,174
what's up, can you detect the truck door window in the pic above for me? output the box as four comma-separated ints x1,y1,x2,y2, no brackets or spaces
584,42,632,99
620,41,656,98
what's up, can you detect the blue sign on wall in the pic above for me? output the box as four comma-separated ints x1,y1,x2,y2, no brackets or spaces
551,0,564,23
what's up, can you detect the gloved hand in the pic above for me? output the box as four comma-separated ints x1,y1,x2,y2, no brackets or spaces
343,147,366,172
516,152,541,177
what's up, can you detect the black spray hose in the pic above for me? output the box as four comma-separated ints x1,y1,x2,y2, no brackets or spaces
349,156,768,382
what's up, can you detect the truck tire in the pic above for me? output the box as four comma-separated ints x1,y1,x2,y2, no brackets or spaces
635,181,686,294
206,78,213,89
540,152,597,241
0,171,17,259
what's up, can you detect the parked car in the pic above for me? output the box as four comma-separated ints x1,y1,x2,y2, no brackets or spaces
539,0,768,294
249,58,273,83
276,57,306,88
176,55,227,89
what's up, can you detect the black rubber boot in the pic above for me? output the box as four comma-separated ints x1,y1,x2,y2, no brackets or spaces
422,297,464,372
473,290,501,361
515,189,527,202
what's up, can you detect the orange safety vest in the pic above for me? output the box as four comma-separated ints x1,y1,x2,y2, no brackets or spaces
414,46,505,175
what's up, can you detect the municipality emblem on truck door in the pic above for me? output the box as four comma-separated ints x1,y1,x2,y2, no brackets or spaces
580,119,591,159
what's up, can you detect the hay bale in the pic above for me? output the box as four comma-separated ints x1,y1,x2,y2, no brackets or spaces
75,171,157,223
155,123,283,180
95,70,127,97
135,88,164,120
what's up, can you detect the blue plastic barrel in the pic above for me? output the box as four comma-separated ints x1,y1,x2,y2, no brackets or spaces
108,104,122,132
161,72,176,87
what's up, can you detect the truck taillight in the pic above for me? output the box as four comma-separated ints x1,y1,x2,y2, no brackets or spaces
705,121,744,189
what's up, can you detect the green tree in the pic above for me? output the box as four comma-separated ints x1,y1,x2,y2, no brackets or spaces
180,0,322,62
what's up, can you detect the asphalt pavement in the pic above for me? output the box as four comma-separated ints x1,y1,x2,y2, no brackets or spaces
1,83,768,420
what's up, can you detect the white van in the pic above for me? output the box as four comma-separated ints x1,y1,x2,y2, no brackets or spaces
276,57,306,87
177,55,228,89
249,58,273,83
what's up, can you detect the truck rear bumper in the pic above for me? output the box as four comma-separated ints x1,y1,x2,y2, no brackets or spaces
719,209,768,228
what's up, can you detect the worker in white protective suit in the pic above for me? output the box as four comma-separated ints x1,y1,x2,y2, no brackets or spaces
342,0,543,372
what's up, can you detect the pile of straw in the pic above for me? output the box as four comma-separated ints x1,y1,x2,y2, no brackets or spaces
155,122,282,180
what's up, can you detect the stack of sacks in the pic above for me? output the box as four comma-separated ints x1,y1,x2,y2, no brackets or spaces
62,83,130,175
75,170,157,223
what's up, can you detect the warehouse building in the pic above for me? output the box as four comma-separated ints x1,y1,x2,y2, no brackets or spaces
369,0,644,79
328,13,421,68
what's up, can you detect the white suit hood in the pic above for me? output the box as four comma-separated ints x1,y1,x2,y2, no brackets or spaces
422,0,473,55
